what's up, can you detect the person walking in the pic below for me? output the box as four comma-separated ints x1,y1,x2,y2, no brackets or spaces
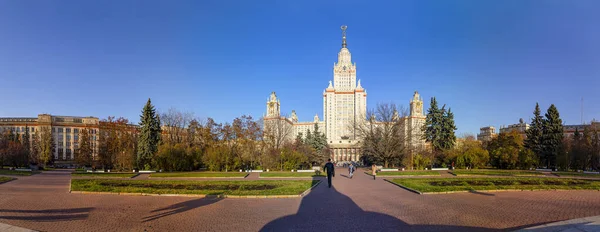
323,159,335,188
371,164,377,180
348,163,355,179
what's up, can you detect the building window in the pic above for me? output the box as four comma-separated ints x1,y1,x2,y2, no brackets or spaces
66,128,71,133
58,128,63,133
74,129,79,133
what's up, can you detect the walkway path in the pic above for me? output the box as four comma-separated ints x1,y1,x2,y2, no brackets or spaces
1,169,600,231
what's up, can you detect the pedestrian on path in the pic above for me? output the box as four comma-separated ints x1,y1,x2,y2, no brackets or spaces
323,159,335,188
348,163,355,179
371,164,377,180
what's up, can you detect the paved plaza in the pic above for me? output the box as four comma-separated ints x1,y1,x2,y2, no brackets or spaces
1,170,600,231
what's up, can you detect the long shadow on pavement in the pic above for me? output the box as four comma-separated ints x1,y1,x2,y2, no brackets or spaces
260,176,503,232
0,207,94,222
142,197,223,222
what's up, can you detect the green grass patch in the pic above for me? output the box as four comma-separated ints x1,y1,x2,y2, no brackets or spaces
0,176,15,184
0,169,36,176
391,177,600,193
150,172,248,178
366,171,440,176
451,169,543,176
71,172,137,178
70,179,318,196
260,172,325,178
553,172,600,177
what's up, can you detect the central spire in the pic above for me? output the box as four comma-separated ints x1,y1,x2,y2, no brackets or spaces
341,25,347,48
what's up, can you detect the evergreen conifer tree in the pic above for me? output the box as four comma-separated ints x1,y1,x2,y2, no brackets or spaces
137,98,162,170
441,108,457,150
542,104,563,169
524,103,544,161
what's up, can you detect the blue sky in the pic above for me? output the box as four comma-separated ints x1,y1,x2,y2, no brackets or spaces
0,0,599,136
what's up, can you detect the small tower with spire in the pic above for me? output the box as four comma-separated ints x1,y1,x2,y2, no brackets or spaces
266,92,281,118
410,91,424,116
290,110,298,123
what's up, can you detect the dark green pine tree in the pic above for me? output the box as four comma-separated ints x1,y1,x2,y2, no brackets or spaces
137,98,162,170
422,97,444,153
524,103,544,160
311,123,327,152
304,129,313,146
441,108,457,150
541,104,563,169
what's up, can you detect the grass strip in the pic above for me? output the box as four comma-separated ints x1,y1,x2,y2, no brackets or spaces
71,179,318,196
260,172,325,178
450,170,543,176
553,172,600,177
0,169,36,176
391,177,600,193
365,171,440,176
150,172,248,178
71,172,137,178
0,176,15,184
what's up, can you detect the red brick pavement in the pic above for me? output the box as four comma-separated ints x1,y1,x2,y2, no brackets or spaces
0,169,599,231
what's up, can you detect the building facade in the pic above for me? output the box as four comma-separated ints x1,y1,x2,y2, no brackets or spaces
263,26,427,163
477,126,497,142
0,114,99,164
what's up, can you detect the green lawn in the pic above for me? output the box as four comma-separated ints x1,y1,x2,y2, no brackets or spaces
260,172,325,178
71,172,137,178
450,170,543,177
150,172,248,178
553,172,600,178
0,177,15,184
365,171,440,176
391,177,600,193
0,169,36,176
70,179,318,196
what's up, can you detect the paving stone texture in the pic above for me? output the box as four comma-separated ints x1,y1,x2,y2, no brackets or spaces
1,169,600,231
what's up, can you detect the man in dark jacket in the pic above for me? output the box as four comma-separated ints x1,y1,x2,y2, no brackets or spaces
323,159,335,188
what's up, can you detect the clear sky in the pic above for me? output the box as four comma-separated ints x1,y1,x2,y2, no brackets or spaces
1,0,599,136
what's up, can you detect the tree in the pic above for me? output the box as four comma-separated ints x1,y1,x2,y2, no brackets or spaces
487,131,524,169
75,128,93,167
22,125,31,165
422,97,457,167
541,104,563,169
160,108,194,145
524,103,544,161
262,115,294,151
137,98,161,170
38,127,55,167
446,136,489,169
304,124,330,166
30,130,40,165
422,97,444,154
441,108,457,151
354,103,408,168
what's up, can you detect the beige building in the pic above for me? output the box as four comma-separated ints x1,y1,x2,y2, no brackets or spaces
263,25,427,163
0,114,99,165
477,126,497,142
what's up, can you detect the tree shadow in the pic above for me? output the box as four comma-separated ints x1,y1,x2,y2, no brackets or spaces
142,197,223,222
0,207,94,222
468,190,495,196
260,177,502,232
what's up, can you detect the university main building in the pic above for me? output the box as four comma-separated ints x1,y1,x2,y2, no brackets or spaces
263,26,427,163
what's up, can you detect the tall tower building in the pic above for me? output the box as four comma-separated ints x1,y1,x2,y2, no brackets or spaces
324,25,367,143
263,25,427,164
